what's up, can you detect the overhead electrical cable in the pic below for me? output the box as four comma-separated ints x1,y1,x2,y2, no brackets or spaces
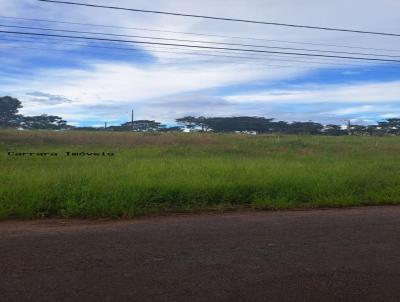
0,44,315,69
2,34,380,66
0,15,399,53
0,36,374,67
4,42,399,74
37,0,400,37
1,24,399,58
1,30,400,63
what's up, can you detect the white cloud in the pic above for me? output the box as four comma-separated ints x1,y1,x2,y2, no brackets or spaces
2,59,307,106
225,81,400,104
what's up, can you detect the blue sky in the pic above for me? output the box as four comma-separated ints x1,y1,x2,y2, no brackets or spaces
0,0,400,126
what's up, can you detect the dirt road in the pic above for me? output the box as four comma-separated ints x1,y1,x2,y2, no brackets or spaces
1,206,400,302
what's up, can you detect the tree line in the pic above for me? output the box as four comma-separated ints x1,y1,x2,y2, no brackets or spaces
0,96,69,130
175,116,400,136
2,96,400,136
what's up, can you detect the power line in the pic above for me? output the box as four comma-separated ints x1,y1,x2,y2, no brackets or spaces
1,29,400,63
0,44,296,69
1,37,377,68
37,0,400,37
0,31,387,65
0,37,343,67
1,15,399,53
1,24,399,58
1,35,378,66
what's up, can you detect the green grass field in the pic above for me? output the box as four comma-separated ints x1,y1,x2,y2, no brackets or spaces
1,130,400,219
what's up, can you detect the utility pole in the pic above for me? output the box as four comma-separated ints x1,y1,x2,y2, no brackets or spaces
347,120,352,136
131,109,134,131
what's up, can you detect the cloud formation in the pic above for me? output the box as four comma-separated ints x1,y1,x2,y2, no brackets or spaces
25,91,73,104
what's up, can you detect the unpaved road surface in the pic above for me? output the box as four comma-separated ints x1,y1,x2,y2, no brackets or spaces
1,206,400,302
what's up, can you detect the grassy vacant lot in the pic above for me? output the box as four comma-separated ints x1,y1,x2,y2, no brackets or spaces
1,130,400,219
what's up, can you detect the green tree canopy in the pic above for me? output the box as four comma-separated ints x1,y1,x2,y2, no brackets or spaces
118,120,166,132
176,116,199,130
323,124,346,136
378,118,400,135
286,122,324,135
204,116,274,133
0,96,22,128
21,115,69,130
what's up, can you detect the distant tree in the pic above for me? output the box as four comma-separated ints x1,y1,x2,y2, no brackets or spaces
286,122,324,135
269,121,290,134
106,126,122,131
71,127,102,131
377,118,400,135
349,125,368,136
366,125,384,136
175,116,213,132
21,114,69,130
159,126,184,132
196,116,212,132
119,120,166,132
323,124,346,136
176,116,199,131
204,116,274,133
0,96,23,128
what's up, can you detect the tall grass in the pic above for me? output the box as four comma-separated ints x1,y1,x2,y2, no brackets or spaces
1,130,400,219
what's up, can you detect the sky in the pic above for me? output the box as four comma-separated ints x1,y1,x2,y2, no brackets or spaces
0,0,399,126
